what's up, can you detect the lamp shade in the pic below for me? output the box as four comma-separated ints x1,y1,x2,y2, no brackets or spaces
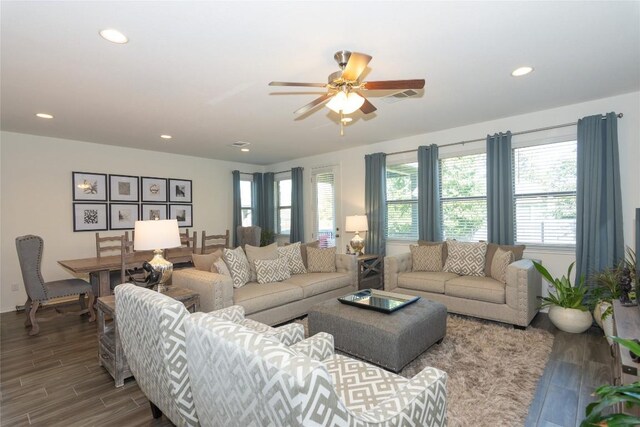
345,215,369,232
134,219,181,250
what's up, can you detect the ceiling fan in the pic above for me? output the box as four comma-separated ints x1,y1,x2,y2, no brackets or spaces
269,50,425,135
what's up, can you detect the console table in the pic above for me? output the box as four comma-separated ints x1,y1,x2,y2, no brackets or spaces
97,287,200,387
612,300,640,416
357,254,384,290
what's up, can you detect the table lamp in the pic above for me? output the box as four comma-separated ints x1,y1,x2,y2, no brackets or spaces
345,215,368,256
133,219,181,290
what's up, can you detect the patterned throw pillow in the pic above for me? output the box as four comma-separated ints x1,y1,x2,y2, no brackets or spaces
300,241,320,268
213,258,231,276
306,247,336,273
277,242,307,275
255,257,291,284
244,243,279,282
410,244,442,272
443,241,487,276
491,248,514,284
222,247,251,288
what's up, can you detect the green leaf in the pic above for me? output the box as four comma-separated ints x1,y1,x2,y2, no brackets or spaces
611,337,640,358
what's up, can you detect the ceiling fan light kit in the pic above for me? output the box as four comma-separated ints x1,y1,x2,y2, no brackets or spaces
269,50,425,135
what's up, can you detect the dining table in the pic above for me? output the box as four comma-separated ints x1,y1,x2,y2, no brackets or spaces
58,247,195,297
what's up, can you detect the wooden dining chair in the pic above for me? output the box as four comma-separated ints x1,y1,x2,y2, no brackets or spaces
201,230,230,254
120,240,146,285
95,232,129,259
165,229,198,263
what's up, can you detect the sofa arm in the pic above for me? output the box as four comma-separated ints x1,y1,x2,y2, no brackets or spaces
357,366,447,425
172,268,233,312
505,259,542,327
335,254,358,288
209,305,245,323
384,253,412,291
290,332,334,361
266,323,305,346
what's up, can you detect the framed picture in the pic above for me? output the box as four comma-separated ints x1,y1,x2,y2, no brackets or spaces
169,204,193,227
168,178,192,203
110,203,139,230
141,177,167,202
73,203,108,232
109,174,139,202
72,172,107,201
141,204,168,221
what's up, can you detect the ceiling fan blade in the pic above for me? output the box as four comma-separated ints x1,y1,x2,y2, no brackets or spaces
341,52,372,81
293,93,332,115
269,81,327,88
363,79,425,90
360,97,377,114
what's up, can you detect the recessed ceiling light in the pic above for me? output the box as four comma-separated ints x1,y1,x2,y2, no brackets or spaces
240,148,250,152
35,113,54,119
511,66,534,77
160,135,172,140
99,29,128,44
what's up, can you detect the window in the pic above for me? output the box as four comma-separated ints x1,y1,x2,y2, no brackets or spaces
240,179,253,226
386,162,418,240
313,171,337,247
513,140,577,245
276,178,291,235
440,153,487,241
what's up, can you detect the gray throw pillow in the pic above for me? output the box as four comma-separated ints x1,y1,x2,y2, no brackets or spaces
255,257,291,284
443,241,487,277
277,242,307,275
491,247,514,284
222,247,251,288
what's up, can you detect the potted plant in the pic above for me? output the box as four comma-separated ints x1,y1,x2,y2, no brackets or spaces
589,266,620,345
533,261,593,333
581,337,640,426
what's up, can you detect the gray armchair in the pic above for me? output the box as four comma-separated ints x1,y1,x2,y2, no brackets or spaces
236,225,261,248
15,235,96,335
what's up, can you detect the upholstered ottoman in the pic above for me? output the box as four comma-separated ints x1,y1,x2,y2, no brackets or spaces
308,297,447,372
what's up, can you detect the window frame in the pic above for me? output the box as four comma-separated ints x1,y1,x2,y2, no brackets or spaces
239,176,254,227
275,174,292,237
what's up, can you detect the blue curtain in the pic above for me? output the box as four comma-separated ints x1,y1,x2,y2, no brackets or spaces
252,172,263,227
486,131,514,244
232,170,242,247
290,167,304,243
576,112,624,283
365,153,387,256
263,172,275,234
418,144,442,241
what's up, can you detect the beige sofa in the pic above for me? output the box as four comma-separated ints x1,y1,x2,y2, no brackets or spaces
384,253,541,327
173,254,357,325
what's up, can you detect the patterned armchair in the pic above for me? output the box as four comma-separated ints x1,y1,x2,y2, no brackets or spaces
184,313,448,427
114,285,305,426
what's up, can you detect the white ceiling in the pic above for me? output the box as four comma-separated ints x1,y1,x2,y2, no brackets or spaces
1,1,639,165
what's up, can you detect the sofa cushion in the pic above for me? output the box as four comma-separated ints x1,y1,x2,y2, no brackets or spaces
443,241,487,277
397,271,459,294
490,248,514,284
410,244,442,272
255,257,291,284
485,243,525,277
418,240,448,266
445,276,505,304
307,247,336,273
192,250,222,272
282,272,349,298
223,247,251,288
245,243,279,282
233,282,304,315
300,240,320,268
277,242,307,275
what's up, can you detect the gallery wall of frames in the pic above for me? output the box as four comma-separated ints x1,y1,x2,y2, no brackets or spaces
71,172,193,232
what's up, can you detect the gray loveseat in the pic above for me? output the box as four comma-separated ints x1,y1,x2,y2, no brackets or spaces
384,251,541,328
173,254,357,325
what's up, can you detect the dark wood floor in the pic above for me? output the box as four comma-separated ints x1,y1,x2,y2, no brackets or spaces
0,307,611,427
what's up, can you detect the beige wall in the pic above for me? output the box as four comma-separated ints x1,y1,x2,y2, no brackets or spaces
0,132,262,312
266,91,640,296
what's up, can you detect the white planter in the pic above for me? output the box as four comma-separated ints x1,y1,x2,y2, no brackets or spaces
593,301,615,344
548,306,593,333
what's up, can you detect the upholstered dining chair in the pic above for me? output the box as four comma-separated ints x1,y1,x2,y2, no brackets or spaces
201,230,229,254
236,225,261,248
15,235,96,335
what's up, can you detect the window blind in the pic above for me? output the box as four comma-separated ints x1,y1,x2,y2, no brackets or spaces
315,172,335,247
386,162,418,239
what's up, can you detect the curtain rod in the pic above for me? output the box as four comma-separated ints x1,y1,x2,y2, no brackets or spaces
387,113,624,156
237,170,293,176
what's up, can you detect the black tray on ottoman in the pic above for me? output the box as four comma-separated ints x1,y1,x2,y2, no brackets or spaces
309,295,447,372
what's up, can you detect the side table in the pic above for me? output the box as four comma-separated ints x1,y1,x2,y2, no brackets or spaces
357,254,384,290
96,287,200,387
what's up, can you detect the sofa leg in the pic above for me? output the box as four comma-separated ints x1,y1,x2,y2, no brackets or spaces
513,325,526,330
150,401,162,419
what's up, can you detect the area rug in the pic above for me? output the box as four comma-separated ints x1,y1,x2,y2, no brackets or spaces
295,314,554,427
